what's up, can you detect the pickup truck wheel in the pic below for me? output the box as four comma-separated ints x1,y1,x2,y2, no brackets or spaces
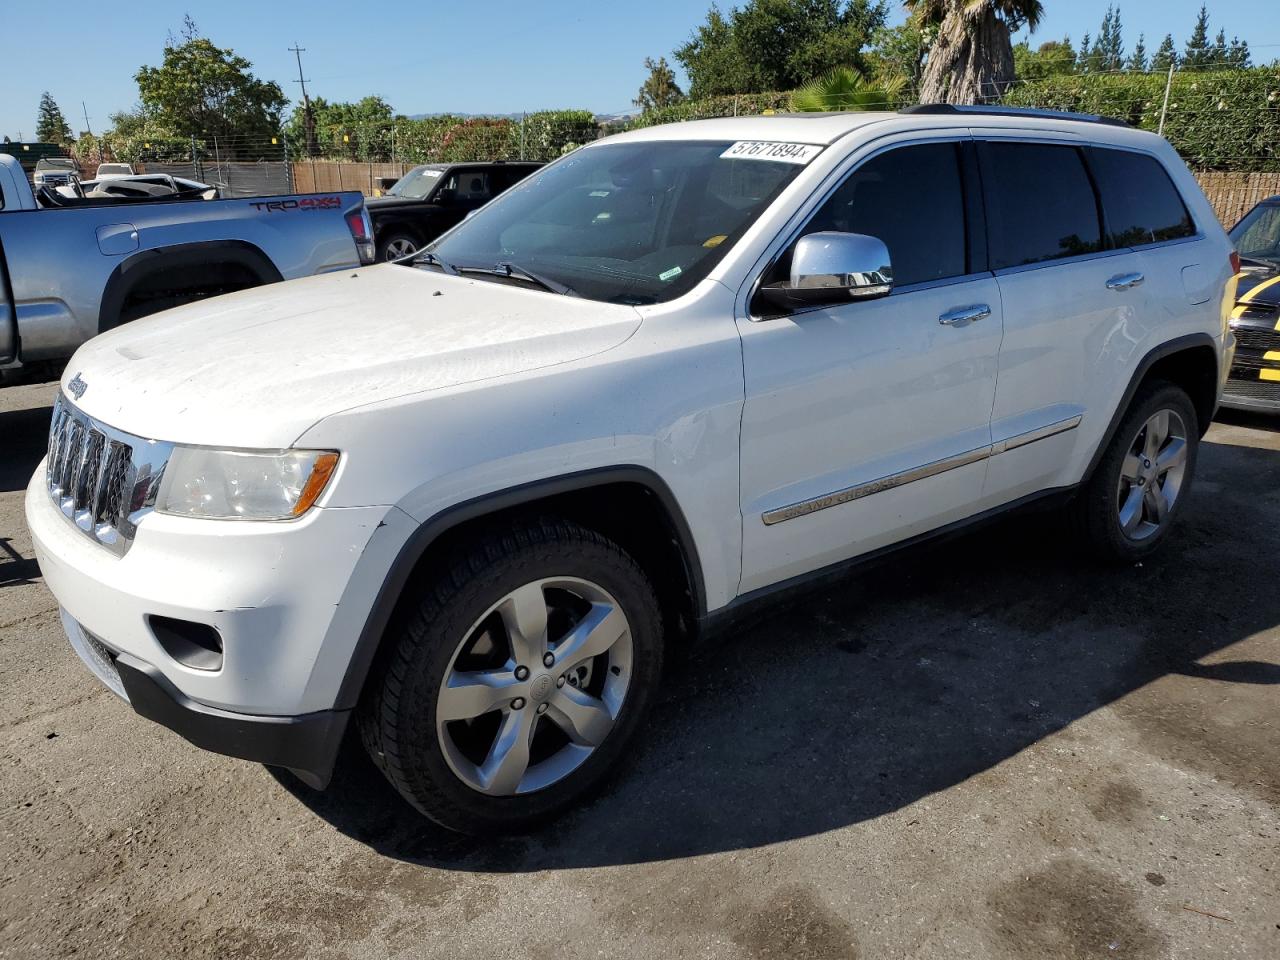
376,232,421,263
1070,381,1198,562
358,518,663,834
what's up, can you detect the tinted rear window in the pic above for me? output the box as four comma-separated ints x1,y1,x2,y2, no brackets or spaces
1090,148,1195,247
981,143,1102,270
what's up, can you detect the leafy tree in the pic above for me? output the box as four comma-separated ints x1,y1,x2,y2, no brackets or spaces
1183,5,1211,69
1128,33,1148,72
285,96,398,160
134,20,287,156
791,66,906,110
36,92,72,145
907,0,1045,104
674,0,887,98
1152,33,1178,71
866,13,931,88
634,57,685,111
1014,37,1076,80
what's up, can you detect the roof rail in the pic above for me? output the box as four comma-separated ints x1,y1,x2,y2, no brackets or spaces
900,104,1132,129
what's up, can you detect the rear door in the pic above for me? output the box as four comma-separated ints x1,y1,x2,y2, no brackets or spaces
977,137,1150,503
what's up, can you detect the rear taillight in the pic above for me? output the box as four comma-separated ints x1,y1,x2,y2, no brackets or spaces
1230,250,1241,275
346,207,375,264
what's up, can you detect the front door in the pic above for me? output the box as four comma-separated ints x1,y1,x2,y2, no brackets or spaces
736,139,1003,594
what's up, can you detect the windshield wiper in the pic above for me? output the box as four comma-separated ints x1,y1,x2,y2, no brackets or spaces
411,250,456,273
454,261,579,297
1239,254,1280,270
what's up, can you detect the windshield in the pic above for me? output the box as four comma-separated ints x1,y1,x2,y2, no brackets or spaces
425,140,811,304
1231,203,1280,267
388,166,444,199
37,158,77,170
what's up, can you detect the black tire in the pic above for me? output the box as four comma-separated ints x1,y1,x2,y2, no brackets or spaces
375,231,421,263
358,517,663,834
1069,380,1199,562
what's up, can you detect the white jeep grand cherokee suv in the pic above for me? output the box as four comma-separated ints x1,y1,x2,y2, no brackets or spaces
26,107,1237,834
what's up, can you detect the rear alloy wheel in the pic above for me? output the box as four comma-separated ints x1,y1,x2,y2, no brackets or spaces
1115,408,1189,542
359,519,662,834
1069,380,1199,561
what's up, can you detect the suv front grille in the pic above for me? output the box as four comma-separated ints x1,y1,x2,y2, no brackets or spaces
46,395,172,556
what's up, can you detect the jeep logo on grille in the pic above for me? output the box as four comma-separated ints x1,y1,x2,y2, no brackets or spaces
67,373,88,400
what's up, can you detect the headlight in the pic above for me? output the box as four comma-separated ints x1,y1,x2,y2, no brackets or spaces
155,448,340,520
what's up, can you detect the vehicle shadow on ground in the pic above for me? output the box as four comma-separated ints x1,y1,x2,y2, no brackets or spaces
277,433,1280,870
0,401,52,495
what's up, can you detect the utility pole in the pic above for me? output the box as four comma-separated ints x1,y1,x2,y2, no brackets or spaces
81,101,102,162
1157,61,1176,137
289,43,317,157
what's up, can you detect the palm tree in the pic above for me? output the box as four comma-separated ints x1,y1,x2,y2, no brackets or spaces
907,1,1045,104
792,68,908,112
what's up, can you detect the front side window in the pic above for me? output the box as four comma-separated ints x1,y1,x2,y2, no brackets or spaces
1091,148,1195,248
439,170,492,204
427,140,809,304
773,142,968,289
981,142,1103,269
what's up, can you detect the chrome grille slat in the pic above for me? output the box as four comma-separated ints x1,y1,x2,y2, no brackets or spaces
45,394,172,557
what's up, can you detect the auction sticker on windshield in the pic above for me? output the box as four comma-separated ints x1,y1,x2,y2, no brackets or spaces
720,141,823,164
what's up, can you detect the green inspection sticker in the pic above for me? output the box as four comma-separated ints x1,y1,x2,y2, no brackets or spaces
659,266,683,282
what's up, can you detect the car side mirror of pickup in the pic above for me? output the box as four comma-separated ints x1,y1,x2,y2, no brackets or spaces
759,231,893,309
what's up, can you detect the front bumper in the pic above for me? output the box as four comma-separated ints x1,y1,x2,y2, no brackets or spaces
26,461,419,784
62,610,348,787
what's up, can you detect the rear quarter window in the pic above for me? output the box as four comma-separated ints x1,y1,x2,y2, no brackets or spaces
980,142,1103,270
1089,148,1195,247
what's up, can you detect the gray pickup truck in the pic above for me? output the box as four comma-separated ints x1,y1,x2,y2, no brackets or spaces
0,153,374,378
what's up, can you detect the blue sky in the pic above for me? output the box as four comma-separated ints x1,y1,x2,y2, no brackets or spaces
2,0,1275,139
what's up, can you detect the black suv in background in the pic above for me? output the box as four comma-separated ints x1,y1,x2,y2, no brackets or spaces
1224,196,1280,412
366,161,542,261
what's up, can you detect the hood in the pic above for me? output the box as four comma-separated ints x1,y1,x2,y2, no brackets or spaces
365,195,426,208
1236,266,1280,309
66,265,641,447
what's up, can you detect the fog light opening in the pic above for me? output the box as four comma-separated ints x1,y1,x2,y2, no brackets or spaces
147,616,224,672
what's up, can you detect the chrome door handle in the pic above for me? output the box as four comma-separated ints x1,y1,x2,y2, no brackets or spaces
939,304,992,327
1106,272,1145,291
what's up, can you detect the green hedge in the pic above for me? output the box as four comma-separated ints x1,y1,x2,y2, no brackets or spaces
627,92,793,128
1003,68,1280,171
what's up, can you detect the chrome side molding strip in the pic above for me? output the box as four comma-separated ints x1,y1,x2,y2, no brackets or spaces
990,414,1082,455
761,414,1082,526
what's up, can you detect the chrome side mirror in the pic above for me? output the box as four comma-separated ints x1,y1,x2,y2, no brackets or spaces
761,231,893,308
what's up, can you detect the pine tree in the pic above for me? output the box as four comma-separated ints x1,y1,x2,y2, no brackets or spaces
1097,5,1125,72
1078,31,1092,72
1212,28,1228,66
1227,36,1251,67
1183,5,1211,68
1152,33,1177,71
35,92,72,145
1129,33,1148,72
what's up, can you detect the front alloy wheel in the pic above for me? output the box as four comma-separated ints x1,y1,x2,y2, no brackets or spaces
359,519,662,834
437,577,633,796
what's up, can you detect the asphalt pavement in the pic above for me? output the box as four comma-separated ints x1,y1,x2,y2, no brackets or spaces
1,378,1276,959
